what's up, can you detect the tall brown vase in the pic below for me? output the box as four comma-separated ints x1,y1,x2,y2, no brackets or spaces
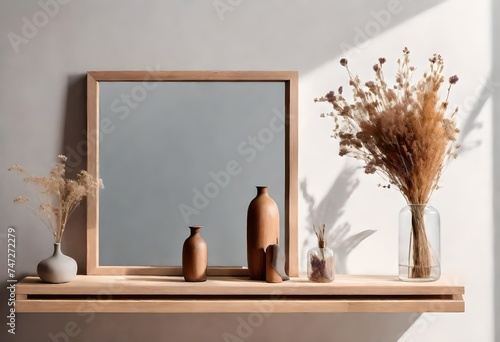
182,226,208,282
247,186,280,280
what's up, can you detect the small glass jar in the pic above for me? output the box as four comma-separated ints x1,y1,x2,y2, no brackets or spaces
307,240,335,283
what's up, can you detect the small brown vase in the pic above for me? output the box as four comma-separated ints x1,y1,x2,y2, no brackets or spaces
182,226,208,282
247,186,280,280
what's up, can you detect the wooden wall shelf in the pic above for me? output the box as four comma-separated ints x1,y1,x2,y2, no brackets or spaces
16,275,464,313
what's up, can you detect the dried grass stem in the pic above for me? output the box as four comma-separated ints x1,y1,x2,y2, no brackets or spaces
9,155,102,243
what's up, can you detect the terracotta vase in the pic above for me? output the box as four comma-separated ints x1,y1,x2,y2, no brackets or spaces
247,186,280,280
182,226,208,282
37,243,78,284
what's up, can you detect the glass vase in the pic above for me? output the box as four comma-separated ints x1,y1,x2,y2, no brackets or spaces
307,243,335,283
399,204,441,282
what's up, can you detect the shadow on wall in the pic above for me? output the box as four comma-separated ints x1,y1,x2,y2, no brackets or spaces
206,0,448,71
456,75,495,156
301,163,376,274
60,74,88,273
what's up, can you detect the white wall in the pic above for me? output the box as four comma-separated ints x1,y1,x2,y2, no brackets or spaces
0,0,495,341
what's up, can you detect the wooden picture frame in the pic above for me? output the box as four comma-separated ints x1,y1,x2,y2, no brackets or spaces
86,71,298,276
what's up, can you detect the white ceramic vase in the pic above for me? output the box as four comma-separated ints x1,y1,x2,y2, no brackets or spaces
37,243,77,283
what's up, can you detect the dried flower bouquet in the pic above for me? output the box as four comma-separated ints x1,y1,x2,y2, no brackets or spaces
9,155,102,243
315,48,460,278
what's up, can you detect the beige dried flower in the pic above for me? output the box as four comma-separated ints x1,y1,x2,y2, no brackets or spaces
8,165,26,173
14,196,29,204
315,48,460,205
9,156,103,243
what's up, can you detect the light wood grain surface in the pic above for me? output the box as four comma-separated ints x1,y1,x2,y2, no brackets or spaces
16,275,464,313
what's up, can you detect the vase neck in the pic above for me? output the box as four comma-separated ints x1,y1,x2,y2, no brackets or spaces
256,186,269,195
189,226,202,236
53,243,62,255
